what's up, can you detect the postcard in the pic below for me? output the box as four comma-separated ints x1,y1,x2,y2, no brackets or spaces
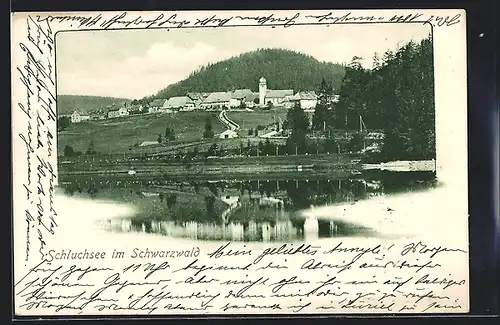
11,9,468,316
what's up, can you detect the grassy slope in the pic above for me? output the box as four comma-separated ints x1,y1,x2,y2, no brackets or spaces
226,111,288,136
58,112,225,155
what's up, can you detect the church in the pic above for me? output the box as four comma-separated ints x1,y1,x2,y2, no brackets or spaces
258,77,294,107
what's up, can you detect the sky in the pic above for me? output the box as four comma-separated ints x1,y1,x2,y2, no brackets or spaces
56,23,431,99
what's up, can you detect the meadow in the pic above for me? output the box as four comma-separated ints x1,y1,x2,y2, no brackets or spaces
58,112,226,155
57,110,291,156
226,110,289,135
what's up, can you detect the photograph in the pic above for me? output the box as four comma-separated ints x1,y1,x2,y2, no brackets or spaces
12,10,469,315
55,23,436,242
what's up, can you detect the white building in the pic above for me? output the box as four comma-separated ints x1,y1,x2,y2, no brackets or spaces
230,89,256,108
107,107,129,119
107,109,120,119
258,77,294,107
118,107,129,117
139,141,160,147
71,111,90,123
201,92,232,110
147,99,165,113
291,91,318,110
163,96,195,111
219,129,238,139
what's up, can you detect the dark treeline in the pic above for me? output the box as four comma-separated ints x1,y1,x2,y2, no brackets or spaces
281,36,435,161
334,35,435,160
144,48,345,101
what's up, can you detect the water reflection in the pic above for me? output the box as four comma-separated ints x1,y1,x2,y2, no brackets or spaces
60,171,436,242
98,217,371,242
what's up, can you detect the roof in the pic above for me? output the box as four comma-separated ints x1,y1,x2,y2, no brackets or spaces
150,99,165,107
231,89,253,99
187,92,204,101
296,91,318,100
220,129,238,135
108,108,120,112
260,77,266,83
139,141,160,147
164,96,194,108
203,92,232,104
266,89,294,98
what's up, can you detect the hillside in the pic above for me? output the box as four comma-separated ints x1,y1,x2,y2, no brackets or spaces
144,48,345,101
57,95,128,116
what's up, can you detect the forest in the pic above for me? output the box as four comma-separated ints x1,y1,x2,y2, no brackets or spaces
143,48,346,101
336,35,435,160
286,35,436,161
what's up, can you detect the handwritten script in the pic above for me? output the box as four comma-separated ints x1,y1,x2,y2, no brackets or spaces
14,241,467,314
32,11,462,30
16,15,58,265
12,9,468,316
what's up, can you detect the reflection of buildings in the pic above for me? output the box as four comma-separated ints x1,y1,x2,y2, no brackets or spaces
104,218,305,242
102,217,357,242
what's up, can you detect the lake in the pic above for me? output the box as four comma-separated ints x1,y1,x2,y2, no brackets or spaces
58,170,437,242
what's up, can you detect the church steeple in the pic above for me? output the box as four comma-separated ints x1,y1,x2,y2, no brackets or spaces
259,77,267,107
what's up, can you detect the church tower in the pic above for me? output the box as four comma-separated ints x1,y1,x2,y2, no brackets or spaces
259,77,267,107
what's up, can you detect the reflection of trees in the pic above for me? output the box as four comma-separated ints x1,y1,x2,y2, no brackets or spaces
64,187,75,196
87,185,98,199
207,183,218,196
204,195,216,219
378,171,436,194
166,194,177,208
285,181,312,209
262,181,277,198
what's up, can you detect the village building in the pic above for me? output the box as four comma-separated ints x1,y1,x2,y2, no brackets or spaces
107,106,129,119
139,141,160,147
128,104,144,115
89,110,106,120
163,96,195,111
258,77,293,107
291,91,319,110
187,92,206,109
219,129,238,139
107,109,120,119
147,99,165,113
71,110,90,123
201,92,232,110
230,89,256,108
283,95,295,109
118,107,129,117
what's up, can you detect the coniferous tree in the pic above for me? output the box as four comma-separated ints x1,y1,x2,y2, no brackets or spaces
203,117,214,139
312,78,334,131
285,102,309,154
332,35,435,160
